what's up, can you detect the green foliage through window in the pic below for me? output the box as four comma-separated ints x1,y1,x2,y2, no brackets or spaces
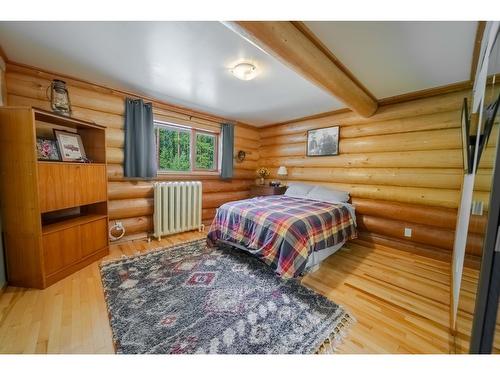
156,123,217,173
158,127,191,171
195,133,216,170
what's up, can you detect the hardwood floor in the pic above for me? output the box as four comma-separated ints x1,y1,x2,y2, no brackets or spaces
0,230,491,354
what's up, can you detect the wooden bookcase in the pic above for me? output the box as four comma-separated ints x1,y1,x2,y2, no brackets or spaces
0,107,109,288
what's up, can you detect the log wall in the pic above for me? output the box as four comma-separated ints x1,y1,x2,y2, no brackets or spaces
261,89,496,256
5,62,496,255
5,63,260,242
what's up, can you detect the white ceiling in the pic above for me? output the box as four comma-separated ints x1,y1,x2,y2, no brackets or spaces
304,21,478,98
0,21,493,126
0,21,342,126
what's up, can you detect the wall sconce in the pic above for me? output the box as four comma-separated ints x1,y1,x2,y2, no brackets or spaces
236,150,247,162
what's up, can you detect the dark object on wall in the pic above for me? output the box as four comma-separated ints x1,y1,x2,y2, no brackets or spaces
48,79,72,116
54,129,86,162
36,138,61,161
307,126,339,156
124,98,156,178
461,98,472,174
236,150,246,162
220,123,234,179
476,91,500,171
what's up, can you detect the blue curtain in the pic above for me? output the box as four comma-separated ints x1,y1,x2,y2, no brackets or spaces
124,98,157,178
220,123,234,179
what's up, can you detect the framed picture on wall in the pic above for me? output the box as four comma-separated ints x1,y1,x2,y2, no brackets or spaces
306,126,339,156
54,129,87,162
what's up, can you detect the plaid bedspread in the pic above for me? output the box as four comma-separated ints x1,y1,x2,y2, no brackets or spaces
206,195,357,278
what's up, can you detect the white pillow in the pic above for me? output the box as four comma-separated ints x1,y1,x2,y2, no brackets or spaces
306,186,350,203
284,183,315,198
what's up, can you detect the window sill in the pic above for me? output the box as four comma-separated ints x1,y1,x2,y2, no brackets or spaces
108,171,224,182
156,170,220,177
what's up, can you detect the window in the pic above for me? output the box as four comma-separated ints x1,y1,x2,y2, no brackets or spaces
155,122,219,173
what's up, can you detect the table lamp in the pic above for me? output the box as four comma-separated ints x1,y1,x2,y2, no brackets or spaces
277,166,288,186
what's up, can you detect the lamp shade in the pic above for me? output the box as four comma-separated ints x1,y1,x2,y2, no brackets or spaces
277,166,288,176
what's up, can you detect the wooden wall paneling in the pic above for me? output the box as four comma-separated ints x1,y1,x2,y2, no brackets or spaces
267,167,491,192
258,86,485,255
261,149,467,169
7,94,126,131
108,190,251,221
355,231,456,263
107,179,254,200
106,128,124,147
105,139,260,167
108,181,154,200
108,198,154,220
261,89,468,137
257,108,463,146
5,64,261,241
112,216,153,235
106,163,257,180
281,179,463,208
357,214,483,255
7,62,229,125
260,128,462,158
353,198,458,230
203,191,251,209
271,167,464,189
357,214,457,250
352,198,487,235
202,208,217,221
6,72,125,115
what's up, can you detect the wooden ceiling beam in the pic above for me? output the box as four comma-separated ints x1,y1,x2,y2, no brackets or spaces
229,21,379,118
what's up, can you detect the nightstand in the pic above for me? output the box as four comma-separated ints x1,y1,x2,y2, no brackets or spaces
250,185,288,197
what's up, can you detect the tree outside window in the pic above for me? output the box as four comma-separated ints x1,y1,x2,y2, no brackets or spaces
156,122,218,173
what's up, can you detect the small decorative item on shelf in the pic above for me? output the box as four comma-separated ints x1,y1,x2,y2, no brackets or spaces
256,167,270,185
54,129,87,162
48,79,72,116
36,138,61,161
269,181,281,187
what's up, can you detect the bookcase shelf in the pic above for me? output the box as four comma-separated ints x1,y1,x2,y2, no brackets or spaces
42,213,108,235
0,107,109,289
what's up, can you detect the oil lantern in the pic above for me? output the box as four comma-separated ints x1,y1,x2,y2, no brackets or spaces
49,79,72,116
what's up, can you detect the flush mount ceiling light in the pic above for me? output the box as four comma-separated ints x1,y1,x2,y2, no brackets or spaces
230,62,258,81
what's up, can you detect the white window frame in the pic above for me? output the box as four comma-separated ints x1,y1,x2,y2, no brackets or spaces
155,120,220,175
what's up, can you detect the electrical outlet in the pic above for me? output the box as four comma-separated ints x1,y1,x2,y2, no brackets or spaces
404,227,412,237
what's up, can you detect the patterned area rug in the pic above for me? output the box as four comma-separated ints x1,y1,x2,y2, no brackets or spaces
100,239,354,354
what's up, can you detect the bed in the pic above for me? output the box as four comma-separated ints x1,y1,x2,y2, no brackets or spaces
206,184,357,278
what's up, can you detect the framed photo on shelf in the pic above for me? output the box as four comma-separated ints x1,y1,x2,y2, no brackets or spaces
54,129,87,162
36,138,61,161
306,126,339,156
